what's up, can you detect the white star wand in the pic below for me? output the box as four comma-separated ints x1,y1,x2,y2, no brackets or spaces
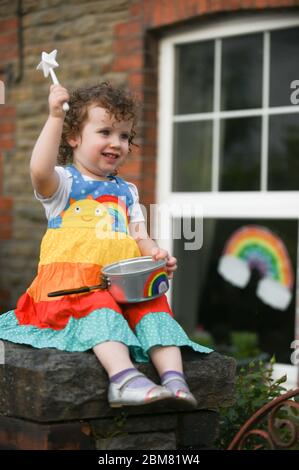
36,49,70,112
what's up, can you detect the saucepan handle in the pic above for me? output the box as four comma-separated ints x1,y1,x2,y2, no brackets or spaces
47,276,110,297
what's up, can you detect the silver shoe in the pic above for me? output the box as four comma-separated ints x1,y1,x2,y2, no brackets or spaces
108,370,173,408
162,376,198,408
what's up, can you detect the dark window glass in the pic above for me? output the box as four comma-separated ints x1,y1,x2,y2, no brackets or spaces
270,27,299,107
174,41,214,114
221,34,263,110
172,121,212,191
173,218,297,364
219,117,261,190
268,113,299,190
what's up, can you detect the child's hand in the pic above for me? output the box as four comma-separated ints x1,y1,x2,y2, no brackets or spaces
48,84,70,118
151,246,177,279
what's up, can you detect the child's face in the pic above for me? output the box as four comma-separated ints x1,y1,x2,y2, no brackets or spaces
69,106,132,179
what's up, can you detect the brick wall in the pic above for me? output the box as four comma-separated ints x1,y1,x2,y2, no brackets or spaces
0,0,18,311
0,0,298,308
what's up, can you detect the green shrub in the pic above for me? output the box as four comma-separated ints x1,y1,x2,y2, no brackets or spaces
217,356,287,449
230,331,261,359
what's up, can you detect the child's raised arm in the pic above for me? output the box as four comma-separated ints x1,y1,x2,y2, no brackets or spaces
30,84,69,198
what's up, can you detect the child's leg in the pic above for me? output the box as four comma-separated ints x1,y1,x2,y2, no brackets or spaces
149,345,197,407
92,341,172,407
149,345,183,375
93,341,135,376
93,341,159,386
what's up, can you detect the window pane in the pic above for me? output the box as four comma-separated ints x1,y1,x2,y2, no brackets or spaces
172,121,212,191
268,113,299,190
174,41,214,114
173,218,297,364
221,34,263,110
270,27,299,107
219,117,261,191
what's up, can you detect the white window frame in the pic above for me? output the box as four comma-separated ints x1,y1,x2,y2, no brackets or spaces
157,13,299,386
158,13,299,258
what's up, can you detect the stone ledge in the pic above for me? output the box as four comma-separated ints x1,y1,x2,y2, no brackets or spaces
0,411,220,450
0,341,236,422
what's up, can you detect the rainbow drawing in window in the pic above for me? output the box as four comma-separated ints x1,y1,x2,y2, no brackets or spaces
217,225,294,310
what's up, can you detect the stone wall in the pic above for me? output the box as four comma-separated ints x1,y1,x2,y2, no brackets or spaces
0,342,236,450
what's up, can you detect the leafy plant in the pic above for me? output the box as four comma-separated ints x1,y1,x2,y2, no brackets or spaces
217,356,287,449
230,331,261,359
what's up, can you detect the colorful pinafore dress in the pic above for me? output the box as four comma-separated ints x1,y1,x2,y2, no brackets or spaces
0,165,212,362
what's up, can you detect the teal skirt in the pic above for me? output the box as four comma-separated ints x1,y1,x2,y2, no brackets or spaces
0,309,212,363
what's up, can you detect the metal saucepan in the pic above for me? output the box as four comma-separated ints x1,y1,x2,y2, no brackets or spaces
48,256,169,303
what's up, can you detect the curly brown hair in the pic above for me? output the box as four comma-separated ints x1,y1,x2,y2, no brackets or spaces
58,82,139,166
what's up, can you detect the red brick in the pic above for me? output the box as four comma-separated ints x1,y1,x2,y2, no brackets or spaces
0,228,12,239
199,0,210,15
0,18,18,34
113,54,144,72
142,144,156,157
0,47,18,60
152,0,162,27
129,72,144,89
122,177,141,189
114,37,143,55
254,0,269,7
143,108,157,122
130,145,142,158
190,0,202,15
164,0,180,24
122,158,142,176
140,176,155,191
143,0,154,24
0,32,18,48
0,214,12,225
129,1,144,16
0,138,14,150
207,0,223,13
144,126,157,141
142,160,157,174
0,122,15,133
175,0,188,22
226,0,242,10
0,198,13,210
0,106,16,118
115,21,142,38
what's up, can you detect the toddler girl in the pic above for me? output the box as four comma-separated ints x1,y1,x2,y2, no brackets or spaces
0,82,212,408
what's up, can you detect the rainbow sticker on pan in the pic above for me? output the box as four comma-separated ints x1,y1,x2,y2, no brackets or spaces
143,269,169,298
218,225,294,310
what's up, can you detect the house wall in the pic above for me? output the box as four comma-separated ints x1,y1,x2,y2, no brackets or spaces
0,0,298,313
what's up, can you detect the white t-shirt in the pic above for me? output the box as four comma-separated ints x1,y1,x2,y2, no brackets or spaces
35,166,145,223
